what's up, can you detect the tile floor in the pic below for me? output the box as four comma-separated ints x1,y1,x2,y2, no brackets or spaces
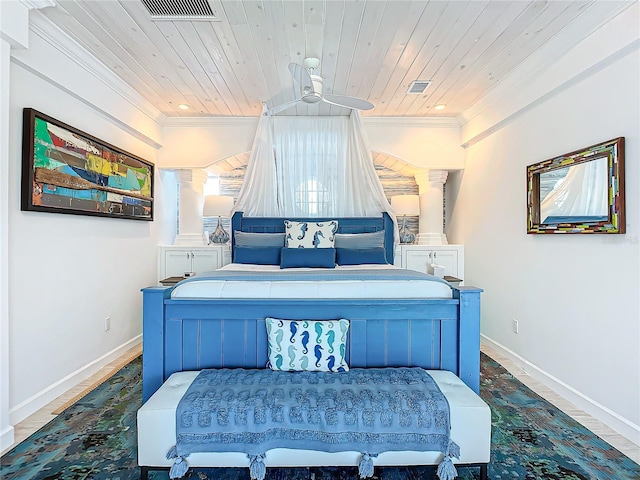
2,341,638,465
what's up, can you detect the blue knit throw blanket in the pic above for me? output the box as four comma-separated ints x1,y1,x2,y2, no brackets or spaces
167,368,460,480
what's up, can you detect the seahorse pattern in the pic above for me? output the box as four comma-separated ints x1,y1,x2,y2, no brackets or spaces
289,321,298,343
326,330,335,353
266,317,349,372
284,220,339,248
300,331,310,353
312,230,325,247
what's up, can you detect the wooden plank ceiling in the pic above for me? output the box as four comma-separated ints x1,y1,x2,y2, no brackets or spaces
37,0,631,118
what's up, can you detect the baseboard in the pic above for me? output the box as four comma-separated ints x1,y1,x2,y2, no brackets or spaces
481,335,640,447
0,425,15,455
9,336,141,426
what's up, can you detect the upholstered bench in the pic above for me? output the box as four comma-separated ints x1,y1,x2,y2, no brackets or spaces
137,369,491,480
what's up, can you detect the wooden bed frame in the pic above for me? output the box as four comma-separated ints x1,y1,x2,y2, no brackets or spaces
141,213,482,402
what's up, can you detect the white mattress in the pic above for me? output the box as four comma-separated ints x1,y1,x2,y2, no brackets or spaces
137,369,491,467
171,264,453,299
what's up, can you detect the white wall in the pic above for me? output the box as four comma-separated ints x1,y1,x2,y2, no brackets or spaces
3,18,166,434
450,7,639,443
365,118,464,170
159,118,258,169
0,36,14,452
159,116,463,173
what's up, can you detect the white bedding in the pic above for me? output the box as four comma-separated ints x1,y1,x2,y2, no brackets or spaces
170,263,453,299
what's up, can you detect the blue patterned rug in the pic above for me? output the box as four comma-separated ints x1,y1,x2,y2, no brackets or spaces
1,353,638,479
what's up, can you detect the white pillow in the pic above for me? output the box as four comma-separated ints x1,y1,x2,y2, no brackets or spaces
284,220,338,248
266,317,349,372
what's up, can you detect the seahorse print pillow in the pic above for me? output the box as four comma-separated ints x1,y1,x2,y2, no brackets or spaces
265,317,349,372
284,220,338,248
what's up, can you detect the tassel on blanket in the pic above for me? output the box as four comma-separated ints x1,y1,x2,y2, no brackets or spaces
358,452,376,478
166,446,190,479
436,440,461,480
249,453,267,480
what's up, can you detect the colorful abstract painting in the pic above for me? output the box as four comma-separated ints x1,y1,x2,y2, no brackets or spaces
21,108,154,220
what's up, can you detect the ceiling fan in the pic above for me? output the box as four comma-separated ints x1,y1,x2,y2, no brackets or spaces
265,58,375,115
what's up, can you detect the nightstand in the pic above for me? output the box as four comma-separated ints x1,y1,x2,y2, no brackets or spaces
157,244,231,283
394,244,464,279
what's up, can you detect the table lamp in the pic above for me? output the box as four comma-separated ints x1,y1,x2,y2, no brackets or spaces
391,194,420,244
203,195,234,244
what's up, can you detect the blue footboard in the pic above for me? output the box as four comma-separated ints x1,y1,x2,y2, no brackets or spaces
141,286,482,401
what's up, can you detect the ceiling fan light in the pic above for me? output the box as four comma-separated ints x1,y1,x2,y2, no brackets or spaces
302,93,322,104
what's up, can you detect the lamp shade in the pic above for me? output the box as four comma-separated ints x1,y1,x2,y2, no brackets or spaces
203,195,234,217
391,194,420,216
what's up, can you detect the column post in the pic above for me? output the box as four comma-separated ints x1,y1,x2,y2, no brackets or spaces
414,169,448,245
174,169,209,246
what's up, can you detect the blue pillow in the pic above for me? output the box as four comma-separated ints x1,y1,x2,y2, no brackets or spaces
336,247,388,266
234,231,285,247
234,246,281,265
280,247,336,269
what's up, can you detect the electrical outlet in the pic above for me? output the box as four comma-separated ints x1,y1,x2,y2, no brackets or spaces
104,317,111,331
512,319,519,334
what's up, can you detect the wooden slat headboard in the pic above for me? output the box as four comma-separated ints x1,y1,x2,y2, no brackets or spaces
230,212,395,264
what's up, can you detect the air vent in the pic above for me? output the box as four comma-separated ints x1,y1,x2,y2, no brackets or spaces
407,80,431,94
141,0,220,21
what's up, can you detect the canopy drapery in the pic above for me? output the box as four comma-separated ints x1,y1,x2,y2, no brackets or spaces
233,107,398,241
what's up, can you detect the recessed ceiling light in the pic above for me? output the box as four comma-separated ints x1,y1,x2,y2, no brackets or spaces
434,104,446,111
178,104,190,110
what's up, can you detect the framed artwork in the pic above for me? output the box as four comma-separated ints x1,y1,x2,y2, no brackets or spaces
21,108,154,221
526,137,625,234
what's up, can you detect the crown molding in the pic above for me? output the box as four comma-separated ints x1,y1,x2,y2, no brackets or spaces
11,56,163,149
460,38,640,149
28,10,163,126
363,116,460,128
459,2,638,148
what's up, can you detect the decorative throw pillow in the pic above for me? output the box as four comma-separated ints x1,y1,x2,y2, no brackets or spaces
234,246,281,265
280,247,336,269
234,231,286,247
334,231,385,249
266,317,349,372
336,247,388,266
284,220,338,248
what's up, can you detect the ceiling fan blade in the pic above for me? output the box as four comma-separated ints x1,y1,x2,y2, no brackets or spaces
265,99,302,116
288,63,314,95
322,94,374,111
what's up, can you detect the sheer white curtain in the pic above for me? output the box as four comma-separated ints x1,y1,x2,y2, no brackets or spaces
233,109,397,240
540,157,608,221
233,105,279,216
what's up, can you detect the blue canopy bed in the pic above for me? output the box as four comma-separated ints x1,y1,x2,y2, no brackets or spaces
138,109,490,480
139,212,487,480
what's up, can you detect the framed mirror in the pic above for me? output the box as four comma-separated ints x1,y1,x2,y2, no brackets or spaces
527,137,625,234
